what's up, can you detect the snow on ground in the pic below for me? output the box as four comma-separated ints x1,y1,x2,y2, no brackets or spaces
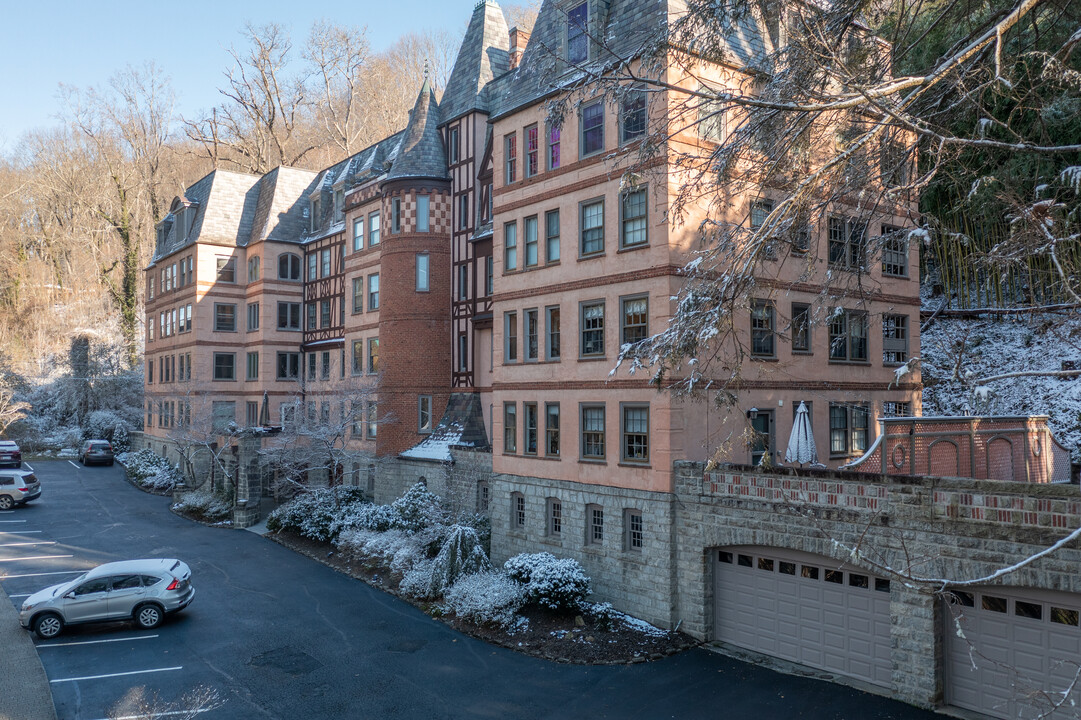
920,309,1081,459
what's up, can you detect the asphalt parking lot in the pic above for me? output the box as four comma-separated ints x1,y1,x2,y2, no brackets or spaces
1,460,942,720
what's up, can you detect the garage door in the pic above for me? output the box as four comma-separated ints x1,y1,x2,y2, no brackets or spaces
714,546,892,687
945,587,1081,719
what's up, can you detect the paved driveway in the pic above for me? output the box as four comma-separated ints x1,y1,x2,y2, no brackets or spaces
0,460,940,720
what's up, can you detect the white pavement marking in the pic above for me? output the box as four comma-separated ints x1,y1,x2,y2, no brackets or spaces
0,570,83,579
89,711,212,720
0,530,42,534
9,593,30,598
0,541,56,547
38,634,159,648
0,554,74,562
0,520,27,523
67,460,80,469
50,666,183,683
24,462,33,471
0,510,11,513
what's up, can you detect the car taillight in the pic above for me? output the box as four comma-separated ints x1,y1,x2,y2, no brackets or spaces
166,577,180,591
13,452,20,459
17,487,28,492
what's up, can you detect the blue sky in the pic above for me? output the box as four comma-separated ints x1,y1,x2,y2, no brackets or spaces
0,0,473,153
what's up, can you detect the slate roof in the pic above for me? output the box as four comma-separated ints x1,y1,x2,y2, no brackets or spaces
152,169,262,262
249,166,320,245
399,392,492,461
440,0,512,125
488,0,769,120
384,79,449,183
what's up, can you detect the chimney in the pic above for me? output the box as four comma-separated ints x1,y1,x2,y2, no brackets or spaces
509,27,531,70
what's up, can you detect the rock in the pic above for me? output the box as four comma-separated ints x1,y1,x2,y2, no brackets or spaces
574,615,585,627
585,636,595,643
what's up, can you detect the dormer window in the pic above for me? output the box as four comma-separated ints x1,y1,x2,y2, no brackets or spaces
310,197,321,232
567,2,588,64
334,189,343,221
175,209,188,242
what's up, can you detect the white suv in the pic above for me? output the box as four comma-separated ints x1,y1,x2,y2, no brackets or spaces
0,469,40,510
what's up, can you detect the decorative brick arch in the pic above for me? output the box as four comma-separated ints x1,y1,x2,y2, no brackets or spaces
986,435,1015,482
927,438,960,477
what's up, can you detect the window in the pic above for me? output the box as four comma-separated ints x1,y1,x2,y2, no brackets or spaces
544,209,560,263
880,135,912,188
181,353,191,381
321,351,331,380
504,133,517,184
216,257,235,283
248,256,260,282
544,306,562,361
512,492,526,529
458,333,468,371
320,248,331,277
525,125,539,177
567,1,588,63
751,200,776,258
320,300,331,328
791,303,811,353
504,222,517,270
278,302,300,330
415,253,430,291
523,403,539,455
749,410,773,465
620,189,647,248
751,301,775,357
830,403,870,456
882,401,911,417
418,395,433,433
246,401,259,427
277,352,300,379
524,216,539,267
146,401,153,427
367,338,379,374
213,353,235,381
545,403,560,456
148,360,154,384
548,126,561,170
333,189,344,221
351,340,365,375
581,301,605,357
353,278,364,313
581,405,605,459
620,90,646,143
278,253,301,280
580,102,604,156
503,402,517,453
246,351,259,380
883,314,909,364
458,265,469,299
448,126,459,164
247,302,259,331
353,218,364,252
524,309,539,361
307,253,318,282
148,277,155,301
621,404,649,463
307,303,317,330
624,509,643,550
417,195,430,232
458,194,469,230
621,296,648,346
176,354,184,382
505,312,518,362
829,309,869,362
485,256,494,295
369,212,380,245
368,274,380,310
697,83,725,141
392,198,401,233
546,497,562,536
310,197,321,232
214,303,236,332
881,225,908,277
308,352,317,381
828,216,867,270
180,304,192,333
366,402,378,438
580,199,604,255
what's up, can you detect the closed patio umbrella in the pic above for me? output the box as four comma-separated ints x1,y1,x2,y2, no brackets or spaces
258,390,270,427
784,401,818,466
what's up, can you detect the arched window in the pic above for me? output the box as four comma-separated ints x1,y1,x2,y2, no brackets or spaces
278,253,301,280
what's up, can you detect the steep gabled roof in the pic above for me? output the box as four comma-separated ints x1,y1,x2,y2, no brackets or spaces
249,166,320,245
385,78,449,183
441,0,512,124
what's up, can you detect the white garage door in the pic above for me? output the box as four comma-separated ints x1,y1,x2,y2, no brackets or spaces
945,587,1081,719
714,546,892,687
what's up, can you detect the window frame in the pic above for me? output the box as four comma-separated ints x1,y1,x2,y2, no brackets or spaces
580,403,606,461
417,195,430,233
524,124,539,178
213,303,237,333
504,311,518,363
791,303,811,354
418,395,433,434
620,89,647,144
212,352,236,381
546,497,562,537
368,273,380,310
579,198,605,257
882,314,909,365
579,101,604,158
368,211,381,245
620,403,650,464
619,188,648,249
246,351,259,380
504,132,517,184
545,305,561,361
352,217,365,252
415,253,430,292
523,402,539,455
545,402,560,457
828,309,870,363
750,300,776,358
567,1,588,64
579,300,605,358
620,295,648,347
524,215,539,267
504,221,518,271
503,402,517,454
623,509,644,551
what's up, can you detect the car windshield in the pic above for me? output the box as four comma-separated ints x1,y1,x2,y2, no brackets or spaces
91,443,110,450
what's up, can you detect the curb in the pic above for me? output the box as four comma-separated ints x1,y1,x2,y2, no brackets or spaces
0,582,58,720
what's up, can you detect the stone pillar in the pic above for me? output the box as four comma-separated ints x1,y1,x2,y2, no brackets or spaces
232,434,265,528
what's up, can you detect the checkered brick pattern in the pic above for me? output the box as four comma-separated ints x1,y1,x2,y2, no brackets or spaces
398,191,452,234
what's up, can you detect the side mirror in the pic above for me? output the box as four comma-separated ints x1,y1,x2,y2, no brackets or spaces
63,592,75,599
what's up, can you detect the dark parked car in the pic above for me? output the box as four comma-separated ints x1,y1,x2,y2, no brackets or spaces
78,440,114,466
0,440,22,468
0,469,41,510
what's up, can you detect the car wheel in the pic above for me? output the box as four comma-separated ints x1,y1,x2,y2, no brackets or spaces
0,495,13,510
134,603,164,629
78,456,84,464
34,613,64,639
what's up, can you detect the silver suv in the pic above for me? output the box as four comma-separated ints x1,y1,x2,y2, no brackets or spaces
0,469,40,510
78,440,115,466
19,558,194,639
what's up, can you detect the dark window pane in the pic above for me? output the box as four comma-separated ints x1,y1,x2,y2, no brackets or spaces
718,551,732,564
737,554,753,567
779,561,796,575
1051,607,1079,626
950,590,975,607
982,595,1008,613
1015,601,1042,620
875,578,891,593
801,566,819,580
825,569,843,584
849,574,868,589
757,558,774,571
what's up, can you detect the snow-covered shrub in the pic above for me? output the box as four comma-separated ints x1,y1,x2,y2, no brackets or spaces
265,487,368,541
389,482,448,533
84,410,131,444
399,525,491,599
117,449,182,492
330,502,398,536
504,552,593,611
172,491,232,522
442,571,526,627
111,424,130,453
587,602,617,632
457,512,491,555
336,528,430,575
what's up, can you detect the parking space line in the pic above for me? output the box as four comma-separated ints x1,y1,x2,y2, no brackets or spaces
0,520,27,523
38,634,159,648
67,460,80,469
0,541,56,547
0,570,83,579
0,554,73,562
50,666,183,683
0,530,42,534
8,593,31,598
90,711,212,720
